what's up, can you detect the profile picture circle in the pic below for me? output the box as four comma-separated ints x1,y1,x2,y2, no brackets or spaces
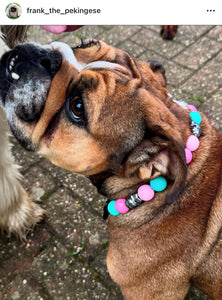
6,3,22,19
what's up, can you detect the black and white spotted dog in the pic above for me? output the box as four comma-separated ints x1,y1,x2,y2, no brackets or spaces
0,27,45,238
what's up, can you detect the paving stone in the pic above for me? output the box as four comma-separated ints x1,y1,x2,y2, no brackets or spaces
1,25,221,300
139,49,165,62
0,227,52,296
180,51,222,98
174,36,222,70
42,189,108,253
199,91,222,131
175,25,214,46
98,25,141,47
207,25,222,42
118,39,146,58
28,241,116,300
22,165,58,199
10,135,43,173
131,27,186,59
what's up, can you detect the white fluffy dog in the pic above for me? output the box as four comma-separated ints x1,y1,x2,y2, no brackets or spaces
0,34,45,238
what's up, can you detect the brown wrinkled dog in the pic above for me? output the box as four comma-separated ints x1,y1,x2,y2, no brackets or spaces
0,40,221,299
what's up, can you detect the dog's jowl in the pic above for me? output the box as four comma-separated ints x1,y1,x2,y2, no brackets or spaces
0,39,222,299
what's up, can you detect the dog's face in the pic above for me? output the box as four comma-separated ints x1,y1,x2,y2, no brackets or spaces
0,40,189,201
6,4,21,18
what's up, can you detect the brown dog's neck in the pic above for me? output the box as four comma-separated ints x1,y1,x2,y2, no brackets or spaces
90,99,206,220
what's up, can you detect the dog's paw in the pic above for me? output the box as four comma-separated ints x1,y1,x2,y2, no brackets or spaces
0,189,46,239
160,25,178,40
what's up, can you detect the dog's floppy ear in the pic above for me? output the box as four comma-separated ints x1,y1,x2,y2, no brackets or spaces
124,88,187,204
147,60,167,87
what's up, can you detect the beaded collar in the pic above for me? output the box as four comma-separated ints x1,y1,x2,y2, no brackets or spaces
104,103,202,218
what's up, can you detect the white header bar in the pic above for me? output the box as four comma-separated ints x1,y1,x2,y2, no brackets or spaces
0,0,222,25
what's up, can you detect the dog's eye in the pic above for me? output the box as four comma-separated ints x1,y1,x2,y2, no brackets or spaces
66,95,85,125
75,39,99,49
71,96,84,118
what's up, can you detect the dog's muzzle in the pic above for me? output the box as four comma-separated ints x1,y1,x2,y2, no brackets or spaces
0,43,62,122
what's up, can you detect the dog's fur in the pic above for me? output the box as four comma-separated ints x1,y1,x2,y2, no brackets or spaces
0,26,28,48
0,39,221,299
0,34,45,238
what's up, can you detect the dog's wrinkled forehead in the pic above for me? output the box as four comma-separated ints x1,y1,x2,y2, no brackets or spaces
47,39,131,76
53,39,167,90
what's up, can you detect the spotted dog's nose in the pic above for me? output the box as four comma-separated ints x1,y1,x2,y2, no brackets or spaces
6,43,62,82
0,43,62,122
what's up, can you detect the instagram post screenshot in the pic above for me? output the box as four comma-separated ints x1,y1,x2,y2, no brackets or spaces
0,0,222,299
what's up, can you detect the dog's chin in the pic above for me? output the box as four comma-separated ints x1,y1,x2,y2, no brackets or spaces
9,124,36,151
97,149,175,200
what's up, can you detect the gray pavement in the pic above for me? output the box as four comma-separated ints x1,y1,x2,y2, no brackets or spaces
1,25,222,300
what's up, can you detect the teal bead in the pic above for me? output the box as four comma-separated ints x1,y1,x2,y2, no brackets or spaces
107,201,120,216
150,176,167,192
189,112,202,125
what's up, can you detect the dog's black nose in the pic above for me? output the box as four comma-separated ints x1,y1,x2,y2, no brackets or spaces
37,49,62,78
6,44,62,81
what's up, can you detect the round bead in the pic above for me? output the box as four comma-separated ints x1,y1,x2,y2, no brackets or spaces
185,148,192,164
187,104,197,112
189,111,202,125
150,176,167,192
108,200,120,216
137,185,155,201
115,198,129,214
186,135,200,152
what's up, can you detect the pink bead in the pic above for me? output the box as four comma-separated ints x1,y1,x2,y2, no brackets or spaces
186,135,199,152
185,148,192,164
115,198,129,214
187,105,197,112
137,185,155,201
